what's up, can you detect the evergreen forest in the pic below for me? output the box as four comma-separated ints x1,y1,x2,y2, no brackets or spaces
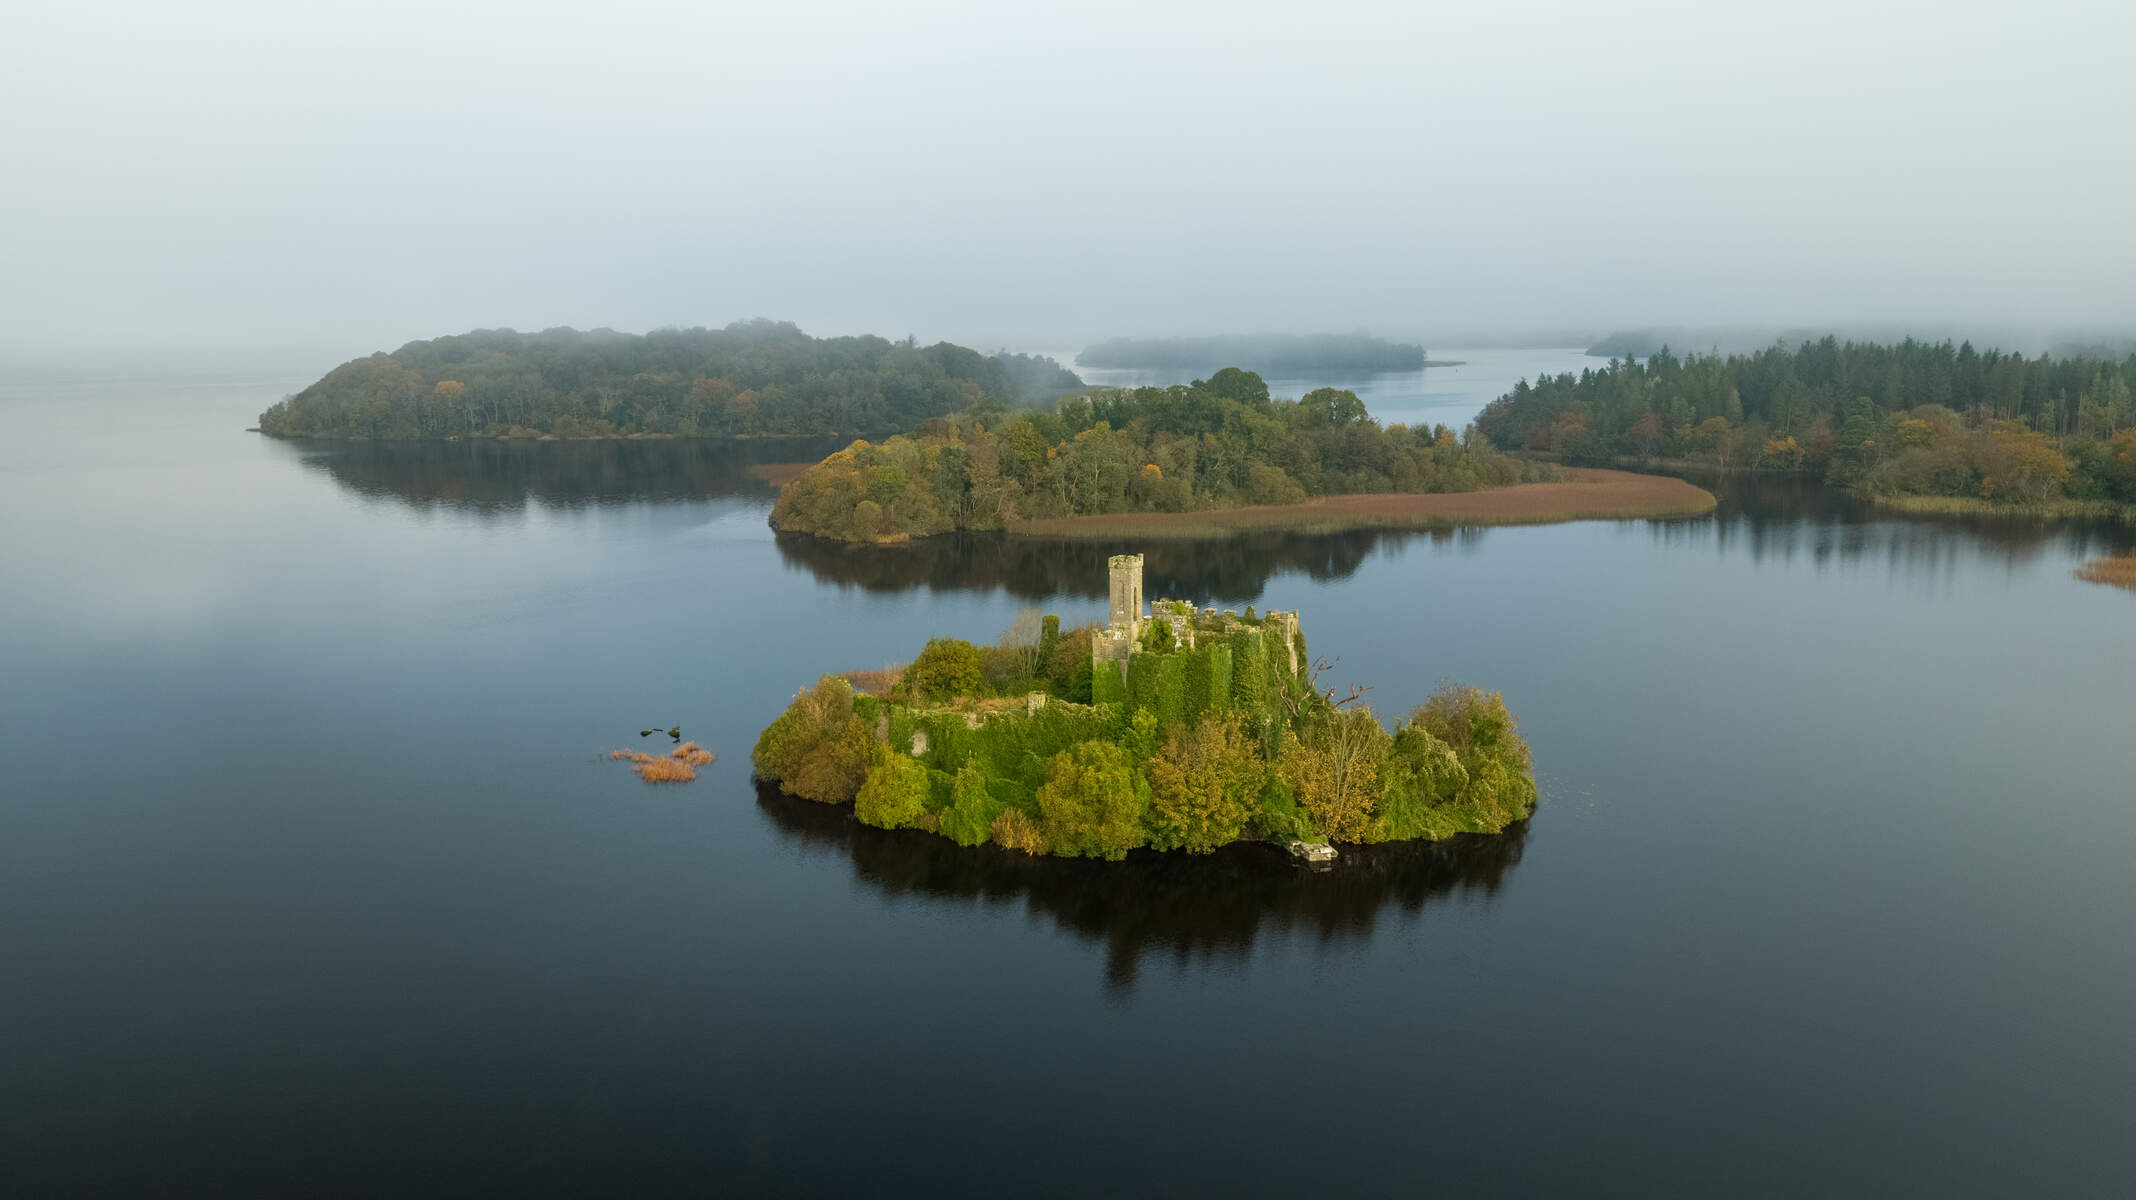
1474,338,2136,508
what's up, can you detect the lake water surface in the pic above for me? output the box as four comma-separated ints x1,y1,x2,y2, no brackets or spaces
1053,344,1598,434
4,370,2135,1195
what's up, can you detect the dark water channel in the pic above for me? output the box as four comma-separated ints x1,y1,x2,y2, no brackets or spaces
3,377,2135,1195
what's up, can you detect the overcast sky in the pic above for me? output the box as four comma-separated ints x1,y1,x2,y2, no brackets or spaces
6,0,2133,369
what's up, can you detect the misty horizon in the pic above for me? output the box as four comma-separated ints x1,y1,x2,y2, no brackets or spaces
8,0,2134,373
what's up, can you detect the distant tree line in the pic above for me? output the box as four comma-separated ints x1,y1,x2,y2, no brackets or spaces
1077,333,1428,373
257,321,1083,440
1474,338,2136,507
772,368,1554,542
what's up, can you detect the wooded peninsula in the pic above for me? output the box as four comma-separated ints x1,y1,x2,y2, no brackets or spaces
1476,338,2136,512
752,555,1535,859
256,321,1082,440
768,368,1600,543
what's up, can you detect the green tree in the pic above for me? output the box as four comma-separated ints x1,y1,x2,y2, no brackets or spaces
855,748,931,830
906,637,984,700
1144,715,1266,853
937,759,1003,846
1036,741,1149,860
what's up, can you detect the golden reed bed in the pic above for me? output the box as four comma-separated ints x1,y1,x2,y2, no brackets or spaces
1004,468,1716,539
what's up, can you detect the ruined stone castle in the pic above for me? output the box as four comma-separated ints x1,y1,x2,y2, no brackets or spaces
1093,553,1299,681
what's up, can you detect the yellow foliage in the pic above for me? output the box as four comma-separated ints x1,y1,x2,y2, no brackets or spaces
1279,712,1388,843
990,807,1049,855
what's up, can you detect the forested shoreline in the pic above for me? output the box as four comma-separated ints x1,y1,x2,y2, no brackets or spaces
1475,338,2136,509
256,321,1082,440
771,368,1554,543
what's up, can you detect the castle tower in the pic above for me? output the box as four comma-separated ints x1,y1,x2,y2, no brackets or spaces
1107,554,1144,640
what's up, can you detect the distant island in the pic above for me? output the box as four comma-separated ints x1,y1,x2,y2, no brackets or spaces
255,321,1082,441
769,367,1710,543
752,554,1535,859
1480,337,2136,515
1077,333,1445,373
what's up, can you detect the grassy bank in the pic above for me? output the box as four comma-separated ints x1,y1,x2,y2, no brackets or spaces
1003,469,1716,539
1871,494,2136,520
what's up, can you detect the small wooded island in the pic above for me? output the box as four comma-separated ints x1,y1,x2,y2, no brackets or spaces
752,554,1536,859
255,321,1082,440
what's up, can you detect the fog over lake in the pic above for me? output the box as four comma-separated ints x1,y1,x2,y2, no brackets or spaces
7,0,2135,369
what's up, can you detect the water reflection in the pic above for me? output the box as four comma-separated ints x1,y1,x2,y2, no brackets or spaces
282,436,847,512
282,438,2135,595
755,783,1528,993
1660,471,2136,569
773,527,1490,602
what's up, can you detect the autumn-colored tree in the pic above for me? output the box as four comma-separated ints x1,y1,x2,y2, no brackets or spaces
1036,741,1149,860
1628,410,1664,457
1279,708,1390,843
990,807,1049,855
1759,436,1805,470
1976,421,2071,504
752,676,877,805
1145,714,1266,853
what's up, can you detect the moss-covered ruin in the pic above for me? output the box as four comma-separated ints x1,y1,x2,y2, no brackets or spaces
752,553,1536,859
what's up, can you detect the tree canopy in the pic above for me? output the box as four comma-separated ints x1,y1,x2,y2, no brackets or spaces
1474,337,2136,506
772,370,1552,542
258,320,1082,440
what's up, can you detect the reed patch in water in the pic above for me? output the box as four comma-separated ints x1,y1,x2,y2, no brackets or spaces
609,742,717,783
2074,556,2136,593
1002,469,1715,539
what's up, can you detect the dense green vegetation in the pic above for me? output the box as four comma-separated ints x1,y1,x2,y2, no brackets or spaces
257,321,1082,440
752,606,1535,859
1078,333,1427,373
771,368,1555,542
1475,338,2136,508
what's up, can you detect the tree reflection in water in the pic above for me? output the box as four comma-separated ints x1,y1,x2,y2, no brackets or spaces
755,780,1528,993
773,527,1490,604
278,438,2136,598
282,435,848,512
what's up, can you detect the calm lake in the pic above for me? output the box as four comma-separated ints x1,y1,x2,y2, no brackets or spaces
4,358,2135,1195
